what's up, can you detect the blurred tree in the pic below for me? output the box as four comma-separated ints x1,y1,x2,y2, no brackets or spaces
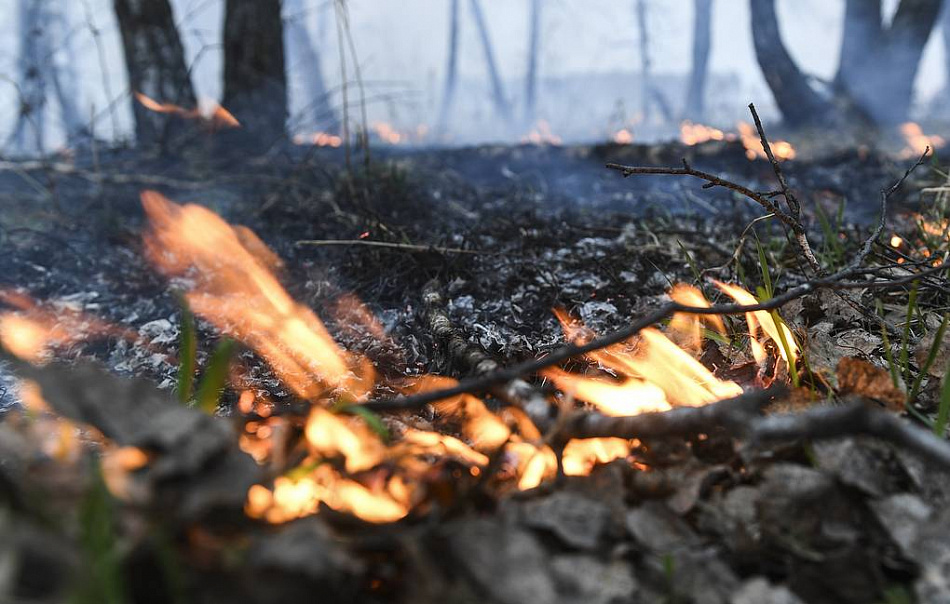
114,0,196,147
683,0,713,120
437,0,461,132
751,0,943,127
469,0,513,124
222,0,288,145
284,0,338,134
10,1,85,154
523,0,542,125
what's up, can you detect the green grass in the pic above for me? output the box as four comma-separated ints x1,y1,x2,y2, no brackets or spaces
176,297,197,404
195,339,235,415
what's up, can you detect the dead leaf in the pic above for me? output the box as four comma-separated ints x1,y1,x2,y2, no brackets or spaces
836,357,905,412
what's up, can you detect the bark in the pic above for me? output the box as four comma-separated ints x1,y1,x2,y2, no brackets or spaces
523,0,542,125
749,0,834,127
683,0,713,120
437,0,461,131
283,0,338,133
469,0,512,124
222,0,288,145
836,0,942,124
113,0,196,147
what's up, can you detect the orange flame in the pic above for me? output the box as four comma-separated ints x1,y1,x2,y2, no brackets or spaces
712,280,798,367
134,92,240,131
141,191,367,400
521,120,562,146
680,121,726,145
737,122,796,161
900,122,944,158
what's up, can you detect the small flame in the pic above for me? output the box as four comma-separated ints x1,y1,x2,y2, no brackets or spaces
680,121,726,145
737,122,796,161
522,120,562,146
900,122,944,158
890,235,904,248
373,122,403,145
612,129,634,144
548,306,741,412
668,283,726,352
713,280,798,367
134,92,240,131
294,132,344,147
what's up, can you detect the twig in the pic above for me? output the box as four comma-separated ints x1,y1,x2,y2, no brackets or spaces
366,257,950,413
295,239,489,255
749,400,950,469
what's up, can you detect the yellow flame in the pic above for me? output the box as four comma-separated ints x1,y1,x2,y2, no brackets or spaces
680,121,725,145
737,122,796,161
713,280,798,366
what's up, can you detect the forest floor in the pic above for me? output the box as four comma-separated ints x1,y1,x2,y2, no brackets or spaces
1,137,949,604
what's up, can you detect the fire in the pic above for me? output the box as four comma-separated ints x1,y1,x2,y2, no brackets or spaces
737,122,796,161
521,120,562,146
713,280,798,368
0,291,124,363
900,122,944,158
134,92,240,132
890,235,904,248
141,191,367,400
546,306,742,414
612,129,634,145
294,132,343,147
668,283,726,352
680,121,726,145
373,122,403,145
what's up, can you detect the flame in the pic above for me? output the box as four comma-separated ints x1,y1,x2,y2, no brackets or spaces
0,291,125,363
548,306,741,411
562,437,633,476
680,121,726,145
668,283,726,352
890,235,904,248
373,122,403,145
712,280,798,367
294,132,344,147
612,129,634,144
134,92,240,131
900,122,944,158
521,120,562,146
737,122,795,161
141,191,367,400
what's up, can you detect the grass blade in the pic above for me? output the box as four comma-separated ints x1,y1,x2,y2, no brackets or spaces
909,313,949,402
336,404,391,442
934,361,950,437
176,300,197,404
900,281,919,386
195,339,235,415
755,237,773,299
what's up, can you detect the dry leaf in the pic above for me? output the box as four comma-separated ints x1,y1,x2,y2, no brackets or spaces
836,357,905,412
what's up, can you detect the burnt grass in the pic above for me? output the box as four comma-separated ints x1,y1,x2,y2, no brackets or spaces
1,138,949,604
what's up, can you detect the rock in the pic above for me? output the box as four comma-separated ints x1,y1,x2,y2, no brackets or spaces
626,501,699,551
521,491,611,550
870,493,932,559
550,554,637,604
731,577,804,604
446,517,557,604
812,438,908,497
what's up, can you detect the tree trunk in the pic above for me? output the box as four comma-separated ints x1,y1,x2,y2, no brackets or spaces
683,0,712,120
749,0,834,127
635,0,652,123
47,2,85,142
284,0,338,133
12,0,49,154
222,0,288,146
469,0,512,124
943,1,950,94
113,0,196,147
523,0,542,125
437,0,461,132
837,0,941,124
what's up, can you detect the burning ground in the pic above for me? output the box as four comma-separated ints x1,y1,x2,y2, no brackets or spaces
2,127,950,604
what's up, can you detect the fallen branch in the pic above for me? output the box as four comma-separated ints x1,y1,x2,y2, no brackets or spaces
296,239,488,255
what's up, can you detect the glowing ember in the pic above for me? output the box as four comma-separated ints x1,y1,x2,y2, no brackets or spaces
737,122,796,161
890,235,904,248
680,121,726,145
900,122,944,158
